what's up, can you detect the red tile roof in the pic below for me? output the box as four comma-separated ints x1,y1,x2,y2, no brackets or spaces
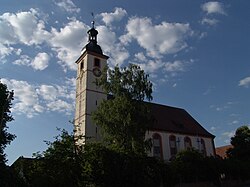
215,145,233,159
148,102,215,138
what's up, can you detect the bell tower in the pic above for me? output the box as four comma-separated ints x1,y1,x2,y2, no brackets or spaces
74,21,109,145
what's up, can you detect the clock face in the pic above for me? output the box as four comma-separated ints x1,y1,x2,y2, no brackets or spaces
93,67,102,77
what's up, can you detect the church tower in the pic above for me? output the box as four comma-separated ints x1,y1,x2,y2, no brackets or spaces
74,21,109,145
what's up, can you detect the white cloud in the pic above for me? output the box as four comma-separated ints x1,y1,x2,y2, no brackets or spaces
13,53,49,71
37,85,58,101
1,78,44,118
46,99,73,115
137,59,164,74
97,25,129,66
1,78,75,118
231,120,239,125
31,52,50,70
165,60,186,72
201,18,219,26
0,44,15,59
54,0,80,13
134,52,147,62
222,130,234,144
13,55,31,66
100,7,127,26
120,17,192,58
239,77,250,88
201,2,226,15
210,126,216,131
50,19,89,70
0,8,51,46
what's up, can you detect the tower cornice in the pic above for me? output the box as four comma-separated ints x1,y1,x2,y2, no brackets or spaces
75,50,109,64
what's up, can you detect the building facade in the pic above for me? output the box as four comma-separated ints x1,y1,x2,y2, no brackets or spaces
74,24,215,160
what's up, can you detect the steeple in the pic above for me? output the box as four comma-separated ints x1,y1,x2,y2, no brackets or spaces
81,19,103,55
88,21,98,43
75,16,109,145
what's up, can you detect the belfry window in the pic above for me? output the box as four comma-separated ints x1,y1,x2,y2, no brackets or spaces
94,58,100,68
152,133,162,159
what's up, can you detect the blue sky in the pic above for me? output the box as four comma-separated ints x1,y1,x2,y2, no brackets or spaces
1,0,250,165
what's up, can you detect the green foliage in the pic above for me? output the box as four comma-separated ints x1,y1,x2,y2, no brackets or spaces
171,149,221,185
0,81,15,164
22,129,85,187
227,125,250,161
96,64,153,101
92,64,153,154
20,130,164,187
83,143,163,187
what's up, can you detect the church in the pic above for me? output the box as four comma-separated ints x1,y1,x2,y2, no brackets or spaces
74,22,215,161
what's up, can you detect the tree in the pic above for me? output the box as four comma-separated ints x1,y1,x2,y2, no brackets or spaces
0,81,15,187
170,149,222,185
29,129,84,187
0,81,15,164
227,125,250,161
92,64,153,154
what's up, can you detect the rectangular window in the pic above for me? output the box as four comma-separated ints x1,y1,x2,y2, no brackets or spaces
94,58,100,68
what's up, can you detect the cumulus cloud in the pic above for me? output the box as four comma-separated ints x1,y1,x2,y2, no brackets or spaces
13,53,49,70
201,18,219,26
54,0,80,13
134,52,147,62
97,25,129,66
13,55,31,66
0,44,15,60
0,8,51,45
165,60,186,72
222,130,235,144
239,77,250,88
137,59,164,74
1,78,75,118
50,19,89,70
201,2,226,15
120,17,192,58
1,78,44,118
31,52,50,70
100,7,127,26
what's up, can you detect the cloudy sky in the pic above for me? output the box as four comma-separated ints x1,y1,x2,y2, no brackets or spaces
1,0,250,164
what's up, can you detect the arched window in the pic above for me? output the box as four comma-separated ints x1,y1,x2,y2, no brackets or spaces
169,135,177,157
152,133,162,159
200,139,206,156
184,137,192,150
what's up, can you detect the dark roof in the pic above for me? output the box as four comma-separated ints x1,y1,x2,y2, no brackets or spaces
85,42,103,55
148,102,215,138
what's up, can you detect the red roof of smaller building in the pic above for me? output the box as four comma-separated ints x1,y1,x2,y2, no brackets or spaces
215,145,233,159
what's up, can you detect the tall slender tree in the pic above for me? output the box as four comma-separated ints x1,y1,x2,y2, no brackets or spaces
0,81,15,164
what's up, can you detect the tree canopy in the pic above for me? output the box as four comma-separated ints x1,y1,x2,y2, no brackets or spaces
92,64,153,154
227,125,250,161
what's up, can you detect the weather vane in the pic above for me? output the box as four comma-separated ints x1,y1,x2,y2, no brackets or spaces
91,12,95,28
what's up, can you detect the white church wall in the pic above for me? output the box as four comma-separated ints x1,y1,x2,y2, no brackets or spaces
146,130,215,161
